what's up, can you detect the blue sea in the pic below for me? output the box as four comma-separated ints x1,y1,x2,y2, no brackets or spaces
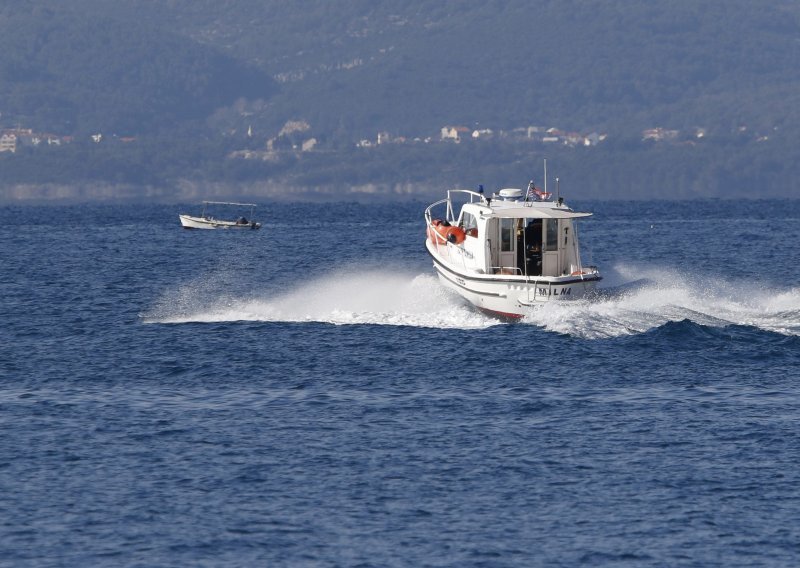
2,198,800,567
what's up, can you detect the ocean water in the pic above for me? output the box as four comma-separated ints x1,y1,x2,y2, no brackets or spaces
2,198,800,567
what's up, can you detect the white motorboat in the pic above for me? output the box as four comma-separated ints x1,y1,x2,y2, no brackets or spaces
179,201,262,230
424,181,601,319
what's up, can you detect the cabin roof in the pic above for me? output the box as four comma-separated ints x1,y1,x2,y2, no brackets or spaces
466,199,592,219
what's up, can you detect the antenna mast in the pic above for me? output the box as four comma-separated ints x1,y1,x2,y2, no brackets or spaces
544,159,548,196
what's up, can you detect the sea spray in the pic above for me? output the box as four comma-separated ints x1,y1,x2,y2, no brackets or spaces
144,270,497,329
523,263,800,338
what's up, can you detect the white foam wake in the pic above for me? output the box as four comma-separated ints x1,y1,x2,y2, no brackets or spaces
521,264,800,338
143,264,800,337
143,270,497,329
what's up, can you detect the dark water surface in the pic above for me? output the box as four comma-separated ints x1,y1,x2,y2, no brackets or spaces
2,200,800,566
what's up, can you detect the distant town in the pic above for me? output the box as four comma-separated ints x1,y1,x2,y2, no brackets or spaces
0,121,775,158
226,120,775,163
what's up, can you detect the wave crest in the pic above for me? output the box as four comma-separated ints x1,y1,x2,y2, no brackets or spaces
523,264,800,338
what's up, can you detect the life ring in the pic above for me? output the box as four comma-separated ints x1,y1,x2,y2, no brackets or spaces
445,226,466,244
428,219,464,244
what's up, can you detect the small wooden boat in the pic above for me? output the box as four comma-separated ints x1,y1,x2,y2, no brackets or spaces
179,201,261,230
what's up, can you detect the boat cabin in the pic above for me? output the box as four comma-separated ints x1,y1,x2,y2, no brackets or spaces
431,188,592,279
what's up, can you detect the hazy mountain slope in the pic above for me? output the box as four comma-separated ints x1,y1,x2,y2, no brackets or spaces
0,3,275,134
2,1,799,137
1,1,799,199
136,0,800,137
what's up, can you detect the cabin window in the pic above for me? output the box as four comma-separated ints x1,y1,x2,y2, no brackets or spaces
500,218,514,251
461,212,478,236
545,219,559,251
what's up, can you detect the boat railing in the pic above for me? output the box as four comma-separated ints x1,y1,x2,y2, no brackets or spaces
424,197,450,224
424,197,449,256
200,201,258,221
445,189,486,223
202,201,258,207
425,189,486,225
425,188,487,259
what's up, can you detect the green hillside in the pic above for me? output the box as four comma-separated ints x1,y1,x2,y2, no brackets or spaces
1,1,799,199
0,2,275,134
152,0,800,137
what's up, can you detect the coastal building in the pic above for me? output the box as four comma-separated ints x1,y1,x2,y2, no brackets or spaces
0,133,17,153
440,126,470,142
642,127,679,142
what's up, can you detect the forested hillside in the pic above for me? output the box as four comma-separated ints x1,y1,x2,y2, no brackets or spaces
0,3,275,134
216,0,800,137
1,1,799,200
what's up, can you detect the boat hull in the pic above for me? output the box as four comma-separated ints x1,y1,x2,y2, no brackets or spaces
427,241,600,319
179,214,260,230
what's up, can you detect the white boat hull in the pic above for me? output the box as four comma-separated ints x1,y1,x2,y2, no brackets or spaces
427,240,600,319
424,185,602,319
179,214,260,230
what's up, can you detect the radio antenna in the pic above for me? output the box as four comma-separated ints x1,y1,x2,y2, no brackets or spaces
544,159,548,196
